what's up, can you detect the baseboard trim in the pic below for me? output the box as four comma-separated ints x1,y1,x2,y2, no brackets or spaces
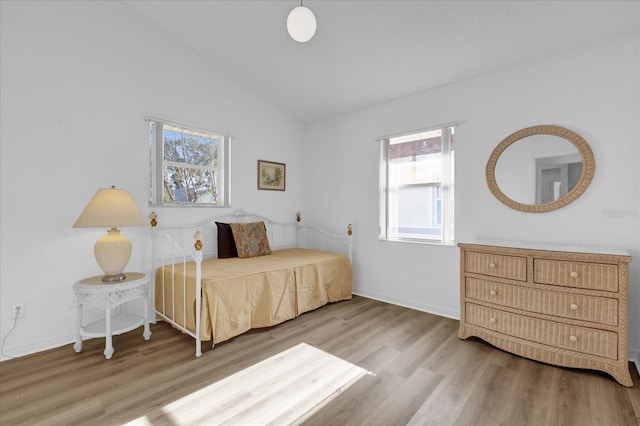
352,288,460,320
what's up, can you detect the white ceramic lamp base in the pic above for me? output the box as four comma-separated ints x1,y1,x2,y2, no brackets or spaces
94,228,132,282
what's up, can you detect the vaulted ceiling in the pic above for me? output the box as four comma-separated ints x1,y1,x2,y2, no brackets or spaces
124,0,640,124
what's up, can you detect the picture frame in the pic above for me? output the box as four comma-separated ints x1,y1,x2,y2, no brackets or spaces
257,160,286,191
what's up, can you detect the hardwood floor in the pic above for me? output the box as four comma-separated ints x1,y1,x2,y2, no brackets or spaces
1,296,638,425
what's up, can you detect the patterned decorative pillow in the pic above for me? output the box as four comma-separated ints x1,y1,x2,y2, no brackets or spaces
215,222,238,259
229,221,272,258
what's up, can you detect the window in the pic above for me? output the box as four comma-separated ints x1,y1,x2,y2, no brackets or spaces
379,125,455,244
148,118,231,207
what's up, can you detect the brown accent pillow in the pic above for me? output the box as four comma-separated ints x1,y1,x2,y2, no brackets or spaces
229,221,272,258
216,222,238,259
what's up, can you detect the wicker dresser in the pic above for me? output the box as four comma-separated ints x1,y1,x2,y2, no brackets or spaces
458,240,633,386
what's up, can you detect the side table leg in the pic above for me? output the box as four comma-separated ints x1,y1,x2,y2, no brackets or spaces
104,307,114,359
73,302,83,353
143,295,152,341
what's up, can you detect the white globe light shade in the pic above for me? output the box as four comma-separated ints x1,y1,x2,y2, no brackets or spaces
287,6,317,42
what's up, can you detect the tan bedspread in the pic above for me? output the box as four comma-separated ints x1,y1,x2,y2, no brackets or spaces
155,248,352,344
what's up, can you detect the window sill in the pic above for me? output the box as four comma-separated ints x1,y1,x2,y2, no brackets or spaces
379,237,456,247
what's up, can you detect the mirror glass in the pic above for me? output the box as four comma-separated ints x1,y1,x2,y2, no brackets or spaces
494,135,582,205
486,125,594,213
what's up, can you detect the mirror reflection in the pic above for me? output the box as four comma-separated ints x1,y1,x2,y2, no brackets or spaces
494,135,582,205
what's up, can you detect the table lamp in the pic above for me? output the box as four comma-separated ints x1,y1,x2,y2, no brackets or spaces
73,186,147,282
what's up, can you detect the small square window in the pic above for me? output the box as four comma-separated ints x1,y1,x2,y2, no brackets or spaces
148,119,231,207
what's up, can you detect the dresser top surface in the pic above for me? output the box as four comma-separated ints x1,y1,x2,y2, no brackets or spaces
460,239,631,258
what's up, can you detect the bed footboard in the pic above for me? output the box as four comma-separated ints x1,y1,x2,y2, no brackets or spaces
296,214,353,262
151,220,204,357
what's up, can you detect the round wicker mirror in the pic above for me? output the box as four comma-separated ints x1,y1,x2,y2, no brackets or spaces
486,125,595,213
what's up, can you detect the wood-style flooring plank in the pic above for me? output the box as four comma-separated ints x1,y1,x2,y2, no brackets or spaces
0,295,637,426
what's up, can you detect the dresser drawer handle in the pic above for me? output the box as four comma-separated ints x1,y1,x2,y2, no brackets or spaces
569,335,578,342
570,271,579,278
489,262,496,268
489,317,496,324
489,290,497,296
570,303,578,310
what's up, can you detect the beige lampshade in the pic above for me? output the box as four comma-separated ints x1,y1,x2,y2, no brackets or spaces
73,186,146,228
73,186,146,282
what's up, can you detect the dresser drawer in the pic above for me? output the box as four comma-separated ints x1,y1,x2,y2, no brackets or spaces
465,303,618,360
533,259,619,292
465,251,527,281
465,278,618,326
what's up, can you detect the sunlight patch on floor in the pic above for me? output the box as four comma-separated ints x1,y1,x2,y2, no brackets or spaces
125,343,368,425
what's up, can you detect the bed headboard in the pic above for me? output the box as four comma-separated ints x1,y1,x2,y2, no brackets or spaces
150,209,353,263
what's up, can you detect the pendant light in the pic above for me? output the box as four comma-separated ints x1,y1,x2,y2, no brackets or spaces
287,0,317,43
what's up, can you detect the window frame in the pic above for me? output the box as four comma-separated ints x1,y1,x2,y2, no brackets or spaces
148,117,231,208
379,124,455,245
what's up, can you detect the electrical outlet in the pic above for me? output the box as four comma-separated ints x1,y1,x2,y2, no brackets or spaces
11,304,24,319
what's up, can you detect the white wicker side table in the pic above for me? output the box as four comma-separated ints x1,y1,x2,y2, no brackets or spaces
73,272,152,359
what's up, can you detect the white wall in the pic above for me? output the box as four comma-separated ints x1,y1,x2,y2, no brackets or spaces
303,32,640,365
2,1,638,370
0,1,304,359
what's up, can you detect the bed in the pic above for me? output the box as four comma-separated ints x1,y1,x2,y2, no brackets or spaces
150,210,353,356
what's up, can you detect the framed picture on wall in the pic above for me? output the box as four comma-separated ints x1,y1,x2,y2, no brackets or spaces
257,160,286,191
